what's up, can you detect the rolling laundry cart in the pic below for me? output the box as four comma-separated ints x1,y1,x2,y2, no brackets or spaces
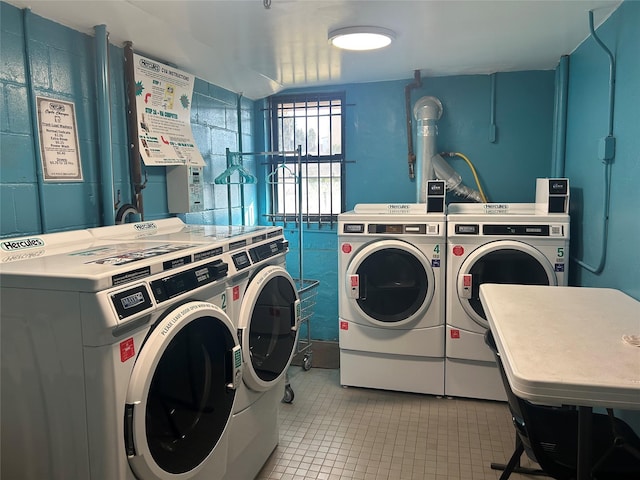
266,145,319,404
282,278,319,403
220,145,319,403
293,278,318,371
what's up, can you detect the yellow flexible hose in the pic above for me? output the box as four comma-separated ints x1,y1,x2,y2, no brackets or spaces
451,152,489,203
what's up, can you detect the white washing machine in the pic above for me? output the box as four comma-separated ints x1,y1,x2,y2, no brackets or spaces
88,218,285,319
446,203,570,401
223,240,300,480
0,231,243,480
88,217,278,246
89,218,298,479
338,203,446,395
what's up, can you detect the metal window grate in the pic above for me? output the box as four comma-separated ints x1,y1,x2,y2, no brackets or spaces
267,93,345,227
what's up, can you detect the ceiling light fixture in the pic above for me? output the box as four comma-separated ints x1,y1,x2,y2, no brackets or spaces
328,26,395,51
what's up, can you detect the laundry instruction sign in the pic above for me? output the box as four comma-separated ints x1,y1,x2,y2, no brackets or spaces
133,54,204,166
36,97,83,181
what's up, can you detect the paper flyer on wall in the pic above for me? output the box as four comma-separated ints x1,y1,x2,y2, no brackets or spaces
133,53,205,166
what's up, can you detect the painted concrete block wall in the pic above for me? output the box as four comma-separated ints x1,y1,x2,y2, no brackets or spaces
279,226,337,342
182,82,257,226
267,71,556,341
0,3,255,236
276,72,554,211
4,2,637,345
1,5,101,235
563,0,640,434
564,0,640,299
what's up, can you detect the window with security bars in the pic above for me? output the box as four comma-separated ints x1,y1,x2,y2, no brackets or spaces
267,93,345,225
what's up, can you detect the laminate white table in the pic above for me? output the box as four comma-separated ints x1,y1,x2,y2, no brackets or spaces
479,284,640,480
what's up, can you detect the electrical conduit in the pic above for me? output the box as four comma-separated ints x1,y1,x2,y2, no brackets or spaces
573,10,616,275
489,73,497,143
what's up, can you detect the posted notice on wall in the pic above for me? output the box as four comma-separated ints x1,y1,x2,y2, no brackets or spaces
36,96,83,182
133,54,204,166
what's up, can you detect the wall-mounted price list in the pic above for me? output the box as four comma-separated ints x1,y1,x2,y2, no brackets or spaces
36,96,83,181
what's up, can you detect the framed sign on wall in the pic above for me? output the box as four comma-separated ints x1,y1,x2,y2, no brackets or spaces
36,96,83,182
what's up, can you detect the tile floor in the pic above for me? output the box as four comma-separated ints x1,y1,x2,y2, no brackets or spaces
257,367,541,480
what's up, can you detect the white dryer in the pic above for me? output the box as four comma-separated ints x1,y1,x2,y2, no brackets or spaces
338,204,446,395
446,203,570,401
0,231,243,480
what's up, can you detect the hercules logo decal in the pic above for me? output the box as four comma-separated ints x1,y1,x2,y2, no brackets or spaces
1,238,45,251
134,222,157,231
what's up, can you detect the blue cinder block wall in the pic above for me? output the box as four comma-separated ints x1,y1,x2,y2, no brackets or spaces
2,1,638,345
1,5,101,233
271,71,556,341
563,0,639,433
0,3,255,236
267,1,639,342
564,0,640,299
184,83,257,226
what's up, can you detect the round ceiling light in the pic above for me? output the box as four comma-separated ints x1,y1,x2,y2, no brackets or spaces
328,26,395,51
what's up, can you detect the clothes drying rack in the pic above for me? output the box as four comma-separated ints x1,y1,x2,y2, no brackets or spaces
220,146,319,404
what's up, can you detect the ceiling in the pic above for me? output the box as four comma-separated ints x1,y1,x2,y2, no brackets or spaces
6,0,622,99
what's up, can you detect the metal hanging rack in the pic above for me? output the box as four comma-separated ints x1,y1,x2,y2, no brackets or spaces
222,146,317,403
266,162,298,185
213,149,257,185
221,146,304,275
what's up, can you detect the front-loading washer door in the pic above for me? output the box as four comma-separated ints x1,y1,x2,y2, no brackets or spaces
457,240,556,329
238,265,300,392
125,301,242,479
345,239,435,327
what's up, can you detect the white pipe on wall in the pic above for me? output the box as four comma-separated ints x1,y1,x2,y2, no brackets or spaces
413,96,443,203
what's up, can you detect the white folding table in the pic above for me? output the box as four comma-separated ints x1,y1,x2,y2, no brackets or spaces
479,284,640,480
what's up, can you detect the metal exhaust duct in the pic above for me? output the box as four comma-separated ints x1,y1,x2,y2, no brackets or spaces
413,96,443,203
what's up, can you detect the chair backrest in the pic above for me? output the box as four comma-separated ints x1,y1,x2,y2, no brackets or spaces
483,330,537,458
484,329,640,480
484,329,577,479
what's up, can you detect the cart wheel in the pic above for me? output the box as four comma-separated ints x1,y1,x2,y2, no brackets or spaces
282,384,295,403
303,354,312,371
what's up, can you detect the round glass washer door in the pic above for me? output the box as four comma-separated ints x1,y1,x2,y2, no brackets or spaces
237,265,300,393
125,301,241,479
345,239,435,328
457,240,557,329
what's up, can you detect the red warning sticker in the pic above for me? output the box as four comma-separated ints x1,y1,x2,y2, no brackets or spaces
342,243,352,254
453,245,464,256
340,321,349,330
120,338,135,362
233,285,240,301
463,274,472,287
450,329,460,339
350,275,359,287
